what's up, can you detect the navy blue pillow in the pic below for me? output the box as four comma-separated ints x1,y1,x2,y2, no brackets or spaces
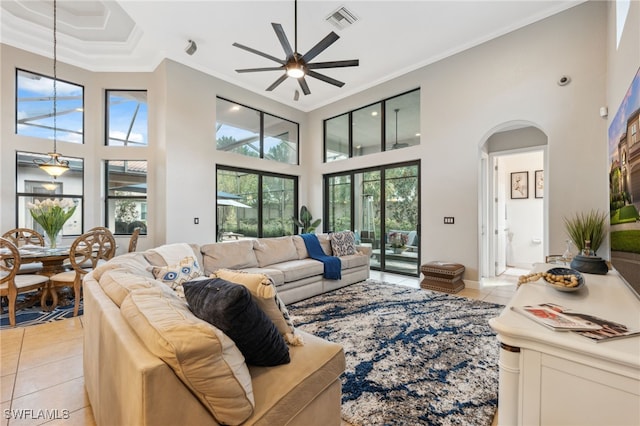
183,278,290,366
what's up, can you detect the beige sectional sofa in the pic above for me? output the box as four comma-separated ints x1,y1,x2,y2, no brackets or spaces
200,234,371,303
83,234,369,425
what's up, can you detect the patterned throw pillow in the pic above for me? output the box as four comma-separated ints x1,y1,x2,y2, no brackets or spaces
150,256,202,299
330,230,357,256
183,278,290,366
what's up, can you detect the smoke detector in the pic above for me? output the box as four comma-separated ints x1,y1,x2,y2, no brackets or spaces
326,6,358,30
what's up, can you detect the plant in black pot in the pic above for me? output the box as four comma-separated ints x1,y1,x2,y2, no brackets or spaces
563,209,608,274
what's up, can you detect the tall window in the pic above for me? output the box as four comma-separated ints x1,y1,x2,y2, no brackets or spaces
106,160,148,235
106,90,148,146
16,69,84,143
325,162,420,276
217,166,297,240
16,151,84,236
324,89,420,162
216,97,299,165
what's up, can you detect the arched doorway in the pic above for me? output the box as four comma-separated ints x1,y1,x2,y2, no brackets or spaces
480,125,548,278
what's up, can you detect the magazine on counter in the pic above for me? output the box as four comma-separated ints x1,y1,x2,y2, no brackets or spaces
512,302,640,342
511,303,602,331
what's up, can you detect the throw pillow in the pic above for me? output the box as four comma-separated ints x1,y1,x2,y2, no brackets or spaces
330,230,357,256
150,256,202,299
183,278,290,366
212,269,304,346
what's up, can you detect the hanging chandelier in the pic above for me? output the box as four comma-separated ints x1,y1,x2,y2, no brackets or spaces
33,0,69,178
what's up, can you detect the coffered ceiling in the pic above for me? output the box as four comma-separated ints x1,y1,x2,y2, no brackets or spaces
0,0,585,111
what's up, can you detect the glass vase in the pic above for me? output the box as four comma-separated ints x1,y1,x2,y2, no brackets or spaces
45,230,62,249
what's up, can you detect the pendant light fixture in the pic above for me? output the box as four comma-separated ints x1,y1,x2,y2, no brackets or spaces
33,0,69,178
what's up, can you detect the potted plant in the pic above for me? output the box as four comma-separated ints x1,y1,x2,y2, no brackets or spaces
563,209,608,274
292,205,321,234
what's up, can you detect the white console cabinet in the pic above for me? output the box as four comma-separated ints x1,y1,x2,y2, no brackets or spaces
489,264,640,426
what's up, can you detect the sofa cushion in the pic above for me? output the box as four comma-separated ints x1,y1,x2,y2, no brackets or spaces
330,231,357,256
248,331,346,424
201,240,259,272
150,256,201,299
252,237,298,267
120,286,255,425
97,268,164,307
183,278,290,366
339,253,369,269
318,234,333,255
270,259,325,283
212,269,303,346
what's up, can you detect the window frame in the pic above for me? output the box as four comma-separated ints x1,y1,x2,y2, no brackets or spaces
15,68,85,144
216,97,300,165
104,160,148,236
15,150,85,236
105,89,149,147
323,88,420,162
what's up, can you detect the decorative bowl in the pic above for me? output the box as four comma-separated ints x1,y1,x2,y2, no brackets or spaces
544,267,585,292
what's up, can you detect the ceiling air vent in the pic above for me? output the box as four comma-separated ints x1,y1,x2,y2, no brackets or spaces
325,6,358,30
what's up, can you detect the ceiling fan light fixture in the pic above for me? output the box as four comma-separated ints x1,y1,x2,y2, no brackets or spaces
286,62,305,78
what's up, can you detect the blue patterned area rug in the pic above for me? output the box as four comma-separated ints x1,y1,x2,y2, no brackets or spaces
0,295,83,329
288,280,504,426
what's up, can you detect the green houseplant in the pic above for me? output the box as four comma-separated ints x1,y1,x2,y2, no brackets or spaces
563,209,608,274
292,205,321,233
563,209,607,255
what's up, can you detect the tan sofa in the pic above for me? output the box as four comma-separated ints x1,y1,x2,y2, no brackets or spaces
82,235,367,426
200,234,371,304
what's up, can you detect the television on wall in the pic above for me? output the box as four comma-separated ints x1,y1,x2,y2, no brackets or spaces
608,66,640,298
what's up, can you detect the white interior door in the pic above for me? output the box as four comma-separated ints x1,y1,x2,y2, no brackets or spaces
494,157,507,275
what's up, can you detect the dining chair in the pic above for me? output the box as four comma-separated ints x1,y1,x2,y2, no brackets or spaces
0,237,50,326
128,227,141,253
2,228,45,274
48,228,116,316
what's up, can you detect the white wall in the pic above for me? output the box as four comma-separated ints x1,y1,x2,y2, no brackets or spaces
307,1,607,280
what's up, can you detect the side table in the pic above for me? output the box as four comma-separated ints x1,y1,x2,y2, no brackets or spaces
420,261,465,293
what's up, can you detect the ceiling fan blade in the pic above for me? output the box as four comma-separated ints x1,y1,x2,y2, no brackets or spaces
307,59,359,69
236,66,284,73
272,23,294,58
298,77,311,96
301,32,340,63
266,74,289,91
307,70,345,88
232,42,285,65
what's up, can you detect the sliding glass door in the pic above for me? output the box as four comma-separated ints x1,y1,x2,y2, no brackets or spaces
325,161,420,276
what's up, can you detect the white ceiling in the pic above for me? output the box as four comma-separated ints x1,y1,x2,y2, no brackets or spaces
0,0,585,112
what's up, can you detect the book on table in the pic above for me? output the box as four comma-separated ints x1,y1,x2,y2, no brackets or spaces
512,302,640,342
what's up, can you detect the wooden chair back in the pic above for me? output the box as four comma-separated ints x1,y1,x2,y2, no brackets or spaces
2,228,45,247
69,228,116,273
0,237,20,287
128,227,141,252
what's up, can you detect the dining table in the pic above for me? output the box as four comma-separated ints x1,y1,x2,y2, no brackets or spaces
7,244,73,311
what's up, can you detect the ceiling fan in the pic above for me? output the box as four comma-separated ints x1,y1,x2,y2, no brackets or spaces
232,0,359,96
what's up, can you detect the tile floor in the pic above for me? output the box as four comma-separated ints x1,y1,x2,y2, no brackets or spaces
1,270,519,426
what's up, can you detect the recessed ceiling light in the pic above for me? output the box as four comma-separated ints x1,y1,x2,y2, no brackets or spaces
415,133,421,137
231,105,240,111
371,111,378,116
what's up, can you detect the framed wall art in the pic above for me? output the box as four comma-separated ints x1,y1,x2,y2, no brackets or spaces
535,170,544,198
511,171,528,199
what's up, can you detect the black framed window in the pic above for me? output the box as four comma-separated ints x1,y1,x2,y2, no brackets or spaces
324,88,420,162
217,166,297,240
216,97,299,165
16,151,84,236
16,69,84,144
105,160,148,235
106,90,148,146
